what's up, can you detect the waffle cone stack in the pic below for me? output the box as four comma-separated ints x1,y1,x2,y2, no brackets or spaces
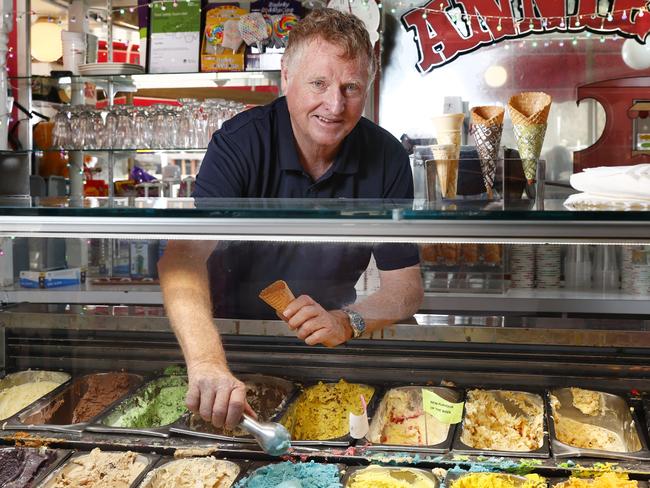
431,143,459,199
259,280,295,314
507,92,552,183
470,106,504,198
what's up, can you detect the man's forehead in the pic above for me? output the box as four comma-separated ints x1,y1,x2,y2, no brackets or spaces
295,38,368,77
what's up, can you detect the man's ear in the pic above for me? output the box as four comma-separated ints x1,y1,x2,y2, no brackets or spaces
280,58,289,94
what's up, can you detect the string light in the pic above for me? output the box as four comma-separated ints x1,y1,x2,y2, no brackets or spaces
622,10,628,20
496,18,502,31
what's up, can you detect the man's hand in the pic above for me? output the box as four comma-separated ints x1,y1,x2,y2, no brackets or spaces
186,361,256,429
282,295,353,347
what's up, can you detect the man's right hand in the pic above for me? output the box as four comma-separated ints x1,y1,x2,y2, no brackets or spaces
186,362,255,429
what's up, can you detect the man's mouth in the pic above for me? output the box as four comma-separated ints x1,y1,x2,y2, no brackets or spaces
314,115,342,124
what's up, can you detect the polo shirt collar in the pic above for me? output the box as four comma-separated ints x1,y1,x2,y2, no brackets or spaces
275,97,361,176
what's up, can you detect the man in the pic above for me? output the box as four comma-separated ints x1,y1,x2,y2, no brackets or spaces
158,8,423,431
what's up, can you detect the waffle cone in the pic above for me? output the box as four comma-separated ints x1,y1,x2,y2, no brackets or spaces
435,159,459,198
513,123,547,182
507,92,552,126
470,123,502,193
259,280,295,313
431,144,459,199
470,106,504,126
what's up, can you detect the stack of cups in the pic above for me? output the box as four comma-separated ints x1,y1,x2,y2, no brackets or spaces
564,245,592,290
510,244,535,289
621,246,650,294
61,31,86,74
535,244,561,288
592,246,620,292
431,113,464,199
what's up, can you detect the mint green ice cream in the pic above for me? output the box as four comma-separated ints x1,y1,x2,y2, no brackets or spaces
103,376,188,428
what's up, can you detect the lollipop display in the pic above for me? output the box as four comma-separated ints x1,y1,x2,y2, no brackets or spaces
222,19,243,53
204,23,224,54
507,92,552,185
470,105,504,198
239,12,270,51
273,13,299,47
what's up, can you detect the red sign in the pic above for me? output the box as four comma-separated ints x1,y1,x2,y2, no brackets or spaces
402,0,650,73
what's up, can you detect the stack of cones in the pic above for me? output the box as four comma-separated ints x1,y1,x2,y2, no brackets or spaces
507,92,552,184
259,280,295,315
470,106,504,199
430,144,460,199
431,113,464,199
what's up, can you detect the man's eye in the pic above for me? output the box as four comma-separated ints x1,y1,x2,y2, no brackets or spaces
311,80,326,89
345,84,360,93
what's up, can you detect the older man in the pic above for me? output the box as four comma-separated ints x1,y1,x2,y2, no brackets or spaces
158,9,423,430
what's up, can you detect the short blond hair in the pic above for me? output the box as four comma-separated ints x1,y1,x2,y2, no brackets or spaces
283,8,376,82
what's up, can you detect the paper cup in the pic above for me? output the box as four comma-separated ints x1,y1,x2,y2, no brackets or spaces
61,31,86,75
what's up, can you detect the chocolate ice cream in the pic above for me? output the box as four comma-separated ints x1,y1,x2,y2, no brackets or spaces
190,375,293,437
0,447,56,487
21,372,141,425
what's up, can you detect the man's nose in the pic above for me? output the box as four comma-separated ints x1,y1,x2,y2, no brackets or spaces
324,87,345,114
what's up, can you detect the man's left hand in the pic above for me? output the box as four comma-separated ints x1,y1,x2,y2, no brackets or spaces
282,295,352,347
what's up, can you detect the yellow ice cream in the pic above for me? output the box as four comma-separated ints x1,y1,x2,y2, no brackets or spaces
347,465,436,487
139,457,239,487
451,473,546,488
554,415,625,452
282,379,374,440
555,473,638,488
570,388,605,416
0,381,63,420
460,390,543,451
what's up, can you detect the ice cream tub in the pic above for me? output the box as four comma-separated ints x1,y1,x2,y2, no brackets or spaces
0,370,71,422
279,379,378,446
236,460,343,487
552,474,646,488
138,456,247,487
0,447,72,488
4,372,143,433
343,465,439,487
169,374,297,443
86,374,188,437
548,387,650,460
444,471,546,488
363,386,460,453
39,448,158,488
452,388,550,458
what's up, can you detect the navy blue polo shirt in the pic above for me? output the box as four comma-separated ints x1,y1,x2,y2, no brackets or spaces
195,96,419,319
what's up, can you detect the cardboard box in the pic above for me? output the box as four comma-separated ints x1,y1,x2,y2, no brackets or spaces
200,5,247,72
19,268,85,288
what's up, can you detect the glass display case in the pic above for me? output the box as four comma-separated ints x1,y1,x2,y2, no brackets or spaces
1,198,650,485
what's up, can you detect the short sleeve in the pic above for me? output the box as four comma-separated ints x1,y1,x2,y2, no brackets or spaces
193,131,250,198
374,138,420,271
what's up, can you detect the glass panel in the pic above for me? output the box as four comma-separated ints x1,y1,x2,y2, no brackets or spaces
1,197,650,221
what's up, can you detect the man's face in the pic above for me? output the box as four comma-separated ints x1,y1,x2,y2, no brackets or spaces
282,38,370,155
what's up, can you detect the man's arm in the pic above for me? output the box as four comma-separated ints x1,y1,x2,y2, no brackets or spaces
283,264,424,346
158,240,252,428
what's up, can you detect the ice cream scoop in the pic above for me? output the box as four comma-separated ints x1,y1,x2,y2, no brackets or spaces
240,413,291,456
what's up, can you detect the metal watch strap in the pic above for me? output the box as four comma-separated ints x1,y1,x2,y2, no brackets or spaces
342,308,365,339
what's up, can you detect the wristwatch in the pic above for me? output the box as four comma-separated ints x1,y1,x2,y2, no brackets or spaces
342,308,366,339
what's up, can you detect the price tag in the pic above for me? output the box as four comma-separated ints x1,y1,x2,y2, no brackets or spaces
422,389,464,424
349,394,369,439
